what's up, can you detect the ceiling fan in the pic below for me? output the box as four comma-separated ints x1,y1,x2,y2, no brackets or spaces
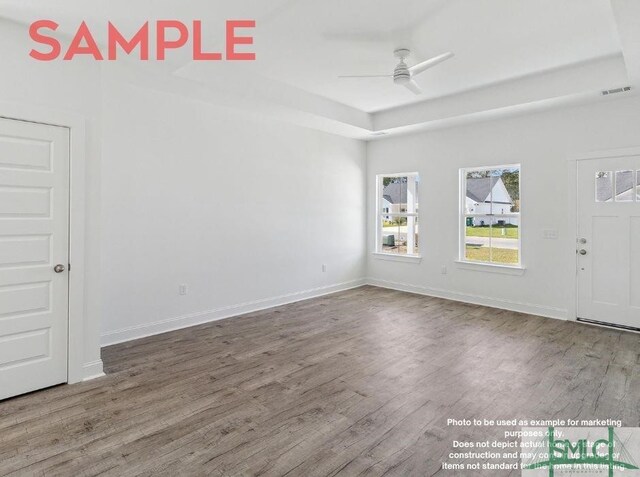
338,49,454,95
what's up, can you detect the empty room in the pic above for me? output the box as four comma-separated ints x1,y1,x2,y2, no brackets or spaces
1,0,640,475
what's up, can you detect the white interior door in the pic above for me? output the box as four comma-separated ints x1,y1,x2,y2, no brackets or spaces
0,118,70,400
577,155,640,330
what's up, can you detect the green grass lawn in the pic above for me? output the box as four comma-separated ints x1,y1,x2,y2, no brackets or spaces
465,246,519,264
466,225,518,239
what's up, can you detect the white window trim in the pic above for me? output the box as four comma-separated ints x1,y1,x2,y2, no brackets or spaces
454,260,525,275
376,172,421,258
458,164,523,269
373,252,422,263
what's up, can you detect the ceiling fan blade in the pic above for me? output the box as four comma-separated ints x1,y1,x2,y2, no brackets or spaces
409,52,454,77
404,79,422,95
338,75,393,79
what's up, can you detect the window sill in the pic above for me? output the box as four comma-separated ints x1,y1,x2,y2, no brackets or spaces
373,252,422,263
454,260,526,276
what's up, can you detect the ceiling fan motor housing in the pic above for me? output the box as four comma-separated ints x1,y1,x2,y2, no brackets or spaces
393,48,411,84
394,62,411,84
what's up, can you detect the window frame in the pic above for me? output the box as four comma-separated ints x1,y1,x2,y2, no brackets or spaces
459,164,522,268
376,172,421,258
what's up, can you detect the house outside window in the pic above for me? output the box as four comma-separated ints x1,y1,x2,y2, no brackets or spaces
461,165,520,266
377,173,420,256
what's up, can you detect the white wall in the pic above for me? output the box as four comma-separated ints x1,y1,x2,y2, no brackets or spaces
0,19,104,376
0,18,366,363
99,73,366,344
367,94,640,319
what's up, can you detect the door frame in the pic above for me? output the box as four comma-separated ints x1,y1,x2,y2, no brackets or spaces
0,101,92,384
567,146,640,323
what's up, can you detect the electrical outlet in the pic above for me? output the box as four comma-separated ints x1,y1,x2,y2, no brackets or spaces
179,284,188,296
322,264,327,273
441,266,447,275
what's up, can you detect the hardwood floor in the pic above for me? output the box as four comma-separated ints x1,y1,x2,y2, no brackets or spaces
1,285,639,476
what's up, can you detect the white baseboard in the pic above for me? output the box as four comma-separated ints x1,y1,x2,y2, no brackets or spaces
82,359,105,381
101,279,367,347
100,277,567,349
366,277,568,320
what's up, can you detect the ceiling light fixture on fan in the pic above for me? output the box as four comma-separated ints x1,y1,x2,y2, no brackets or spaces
338,49,454,95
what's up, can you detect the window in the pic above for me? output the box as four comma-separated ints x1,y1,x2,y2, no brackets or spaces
596,170,640,202
460,165,520,266
595,171,613,203
377,173,419,256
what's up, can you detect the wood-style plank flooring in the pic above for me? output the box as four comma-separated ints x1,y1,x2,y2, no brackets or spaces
1,286,639,476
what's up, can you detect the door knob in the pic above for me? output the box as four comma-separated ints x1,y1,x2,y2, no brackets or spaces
54,264,66,273
579,249,587,256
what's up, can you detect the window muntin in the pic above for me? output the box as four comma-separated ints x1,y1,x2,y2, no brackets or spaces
461,165,520,266
377,174,419,256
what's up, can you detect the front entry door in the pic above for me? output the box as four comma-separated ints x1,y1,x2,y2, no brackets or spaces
577,155,640,330
0,118,70,400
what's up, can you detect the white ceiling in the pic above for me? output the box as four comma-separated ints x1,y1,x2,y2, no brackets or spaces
0,0,635,137
247,0,623,112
